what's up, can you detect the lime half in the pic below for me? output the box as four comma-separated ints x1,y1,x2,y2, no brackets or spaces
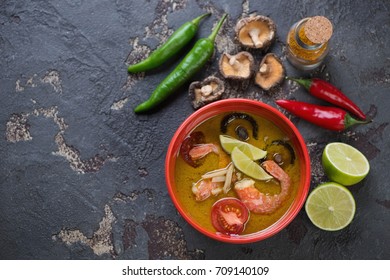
220,135,267,160
231,147,272,181
322,142,370,186
305,182,356,231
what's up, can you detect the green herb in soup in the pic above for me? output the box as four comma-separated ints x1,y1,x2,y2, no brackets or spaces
175,112,300,236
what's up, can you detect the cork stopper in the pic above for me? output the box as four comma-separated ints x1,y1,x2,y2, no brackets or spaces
304,16,333,44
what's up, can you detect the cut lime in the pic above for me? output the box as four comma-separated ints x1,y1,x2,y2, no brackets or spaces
305,182,356,231
219,135,267,160
322,142,370,186
231,146,272,181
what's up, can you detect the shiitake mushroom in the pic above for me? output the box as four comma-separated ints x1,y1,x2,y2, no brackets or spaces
235,15,277,51
255,53,285,91
189,76,225,110
219,52,254,80
235,125,249,141
265,140,296,168
220,113,258,140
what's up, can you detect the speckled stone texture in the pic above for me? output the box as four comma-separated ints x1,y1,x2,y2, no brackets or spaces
1,0,389,259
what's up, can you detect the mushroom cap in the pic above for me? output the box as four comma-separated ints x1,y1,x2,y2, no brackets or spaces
219,51,254,80
235,15,276,51
189,76,225,110
255,53,285,91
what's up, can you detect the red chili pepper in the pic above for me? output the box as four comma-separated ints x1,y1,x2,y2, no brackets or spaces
276,100,370,131
288,77,367,120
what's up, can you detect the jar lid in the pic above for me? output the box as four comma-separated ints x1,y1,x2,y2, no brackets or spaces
304,16,333,44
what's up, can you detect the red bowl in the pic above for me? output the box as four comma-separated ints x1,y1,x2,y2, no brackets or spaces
165,98,311,243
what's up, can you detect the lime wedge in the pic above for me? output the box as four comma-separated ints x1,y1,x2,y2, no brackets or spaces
305,182,356,231
231,147,272,181
219,135,267,160
322,142,370,186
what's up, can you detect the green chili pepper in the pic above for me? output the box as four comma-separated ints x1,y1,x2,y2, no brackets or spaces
134,13,227,113
127,13,211,73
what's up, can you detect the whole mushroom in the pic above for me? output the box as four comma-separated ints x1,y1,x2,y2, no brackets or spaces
189,76,225,110
219,51,254,80
255,53,285,91
235,15,277,51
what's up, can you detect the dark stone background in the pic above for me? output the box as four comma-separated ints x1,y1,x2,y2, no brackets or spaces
1,0,389,259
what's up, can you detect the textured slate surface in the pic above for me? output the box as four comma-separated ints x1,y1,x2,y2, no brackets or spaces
0,0,389,259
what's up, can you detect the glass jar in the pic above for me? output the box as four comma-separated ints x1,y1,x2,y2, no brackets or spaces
286,17,332,71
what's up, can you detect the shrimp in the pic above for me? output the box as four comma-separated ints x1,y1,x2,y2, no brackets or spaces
189,143,219,160
192,179,223,201
234,160,291,214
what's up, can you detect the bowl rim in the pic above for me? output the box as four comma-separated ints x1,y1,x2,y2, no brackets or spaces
165,98,311,244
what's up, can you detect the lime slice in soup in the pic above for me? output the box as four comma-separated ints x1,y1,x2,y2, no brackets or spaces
231,147,272,181
220,135,267,160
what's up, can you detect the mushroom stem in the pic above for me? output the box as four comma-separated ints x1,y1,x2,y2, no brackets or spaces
228,56,237,65
248,28,263,47
259,63,269,74
200,85,213,96
228,56,241,70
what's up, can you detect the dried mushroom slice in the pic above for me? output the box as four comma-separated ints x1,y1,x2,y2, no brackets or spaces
189,76,225,110
219,52,254,80
235,15,276,51
255,53,285,90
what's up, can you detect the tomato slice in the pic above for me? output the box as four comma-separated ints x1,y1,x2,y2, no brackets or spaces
211,198,250,235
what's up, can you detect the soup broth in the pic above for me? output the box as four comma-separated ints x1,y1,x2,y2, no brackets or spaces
174,112,300,235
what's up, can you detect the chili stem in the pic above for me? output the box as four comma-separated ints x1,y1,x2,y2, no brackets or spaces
191,12,211,25
286,76,311,91
345,114,372,129
208,13,227,42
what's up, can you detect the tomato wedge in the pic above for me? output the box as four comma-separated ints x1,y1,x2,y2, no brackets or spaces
211,198,250,235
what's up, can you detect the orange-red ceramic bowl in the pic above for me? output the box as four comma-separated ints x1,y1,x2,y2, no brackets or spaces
165,99,311,243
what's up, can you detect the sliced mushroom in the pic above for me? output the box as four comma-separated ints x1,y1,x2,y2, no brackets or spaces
255,53,285,90
235,15,276,51
219,52,254,80
189,76,225,110
235,125,249,141
265,140,296,168
220,113,258,139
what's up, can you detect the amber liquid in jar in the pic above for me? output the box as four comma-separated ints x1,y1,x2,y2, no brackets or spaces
286,16,332,70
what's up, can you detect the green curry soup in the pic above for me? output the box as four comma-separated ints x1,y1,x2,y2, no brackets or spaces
174,112,300,235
